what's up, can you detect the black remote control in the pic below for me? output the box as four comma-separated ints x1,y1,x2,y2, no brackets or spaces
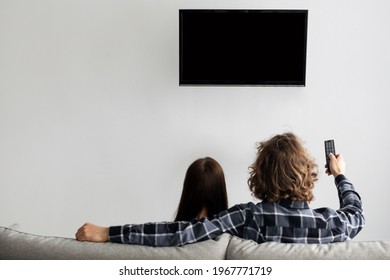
324,140,336,171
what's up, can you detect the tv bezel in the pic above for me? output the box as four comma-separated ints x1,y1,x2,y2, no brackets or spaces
179,9,308,87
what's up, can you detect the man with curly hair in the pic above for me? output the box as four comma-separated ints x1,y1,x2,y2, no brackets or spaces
76,132,365,245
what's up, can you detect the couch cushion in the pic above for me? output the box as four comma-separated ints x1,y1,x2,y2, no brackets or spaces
226,236,390,260
0,226,230,260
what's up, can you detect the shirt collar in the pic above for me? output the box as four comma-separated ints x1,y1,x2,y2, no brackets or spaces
276,198,309,209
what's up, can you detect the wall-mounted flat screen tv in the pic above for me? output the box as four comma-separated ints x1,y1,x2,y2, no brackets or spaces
179,9,308,86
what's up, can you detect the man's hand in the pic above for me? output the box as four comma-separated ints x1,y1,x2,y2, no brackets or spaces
75,223,109,242
325,153,346,177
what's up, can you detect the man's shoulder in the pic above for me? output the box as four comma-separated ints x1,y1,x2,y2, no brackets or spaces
228,201,261,212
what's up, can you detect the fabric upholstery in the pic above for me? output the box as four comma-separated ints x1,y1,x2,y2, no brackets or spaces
226,235,390,260
1,226,389,260
0,226,230,260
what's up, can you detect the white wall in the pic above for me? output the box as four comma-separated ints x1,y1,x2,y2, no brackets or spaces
1,0,389,241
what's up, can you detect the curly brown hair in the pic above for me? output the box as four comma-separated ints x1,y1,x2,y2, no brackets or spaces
248,132,318,203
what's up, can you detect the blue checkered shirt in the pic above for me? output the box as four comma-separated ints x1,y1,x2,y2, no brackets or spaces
109,174,365,246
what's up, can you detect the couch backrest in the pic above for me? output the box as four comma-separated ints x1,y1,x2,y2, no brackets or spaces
0,226,230,260
2,226,389,260
226,235,390,260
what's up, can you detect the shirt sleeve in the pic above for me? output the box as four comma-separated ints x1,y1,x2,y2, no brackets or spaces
108,204,248,247
334,174,365,241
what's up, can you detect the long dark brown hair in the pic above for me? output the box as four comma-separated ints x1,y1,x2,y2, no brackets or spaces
174,157,228,221
248,132,318,203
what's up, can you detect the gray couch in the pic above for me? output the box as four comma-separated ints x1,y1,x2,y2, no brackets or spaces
1,226,389,260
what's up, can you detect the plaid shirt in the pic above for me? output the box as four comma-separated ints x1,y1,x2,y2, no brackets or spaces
109,174,365,246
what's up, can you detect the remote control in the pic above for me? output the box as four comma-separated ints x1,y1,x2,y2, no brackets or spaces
324,140,336,171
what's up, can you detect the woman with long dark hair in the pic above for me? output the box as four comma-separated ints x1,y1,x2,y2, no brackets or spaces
174,157,228,221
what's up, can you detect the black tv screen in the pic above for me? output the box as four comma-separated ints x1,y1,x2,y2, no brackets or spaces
179,9,308,86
